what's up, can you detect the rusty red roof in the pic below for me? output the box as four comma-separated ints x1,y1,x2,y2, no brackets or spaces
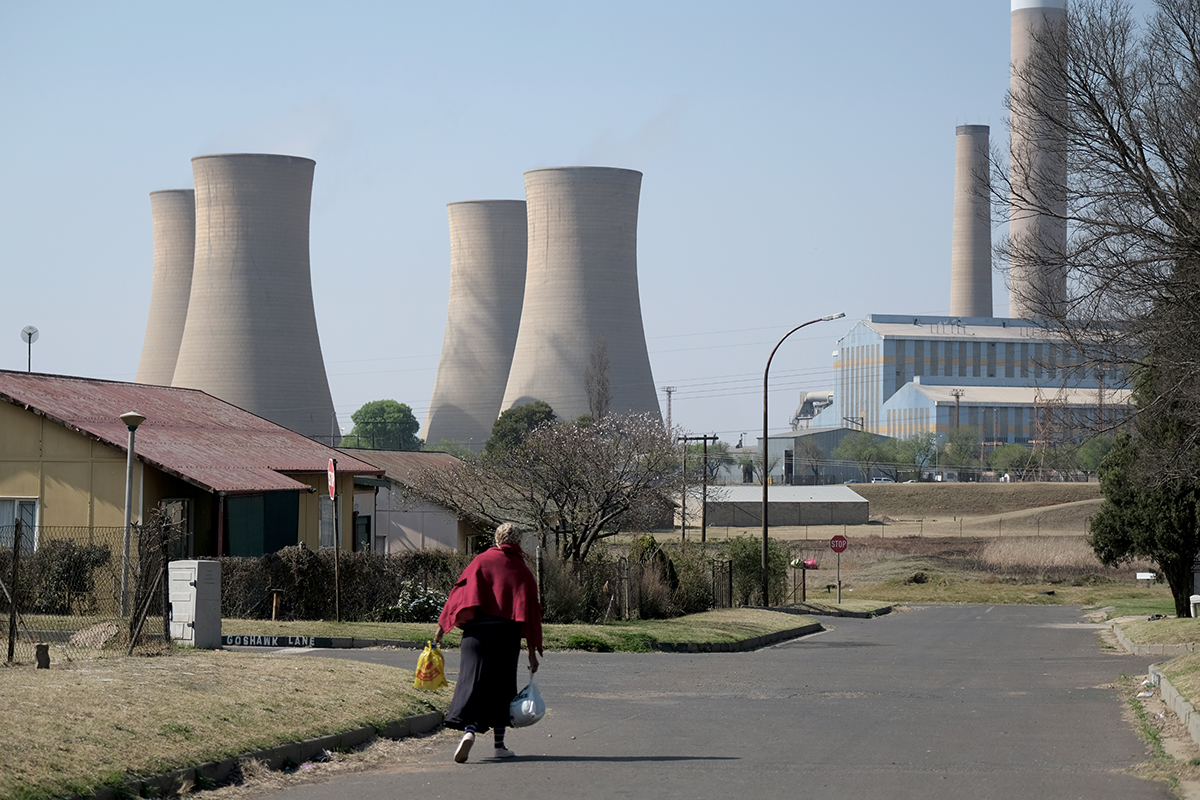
0,370,381,494
336,448,459,485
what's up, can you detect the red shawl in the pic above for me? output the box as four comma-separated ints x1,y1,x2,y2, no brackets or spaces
438,544,543,651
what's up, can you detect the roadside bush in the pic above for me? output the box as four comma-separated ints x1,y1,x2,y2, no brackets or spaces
720,535,787,607
540,554,613,623
25,540,111,615
375,581,447,623
662,541,715,616
221,547,469,621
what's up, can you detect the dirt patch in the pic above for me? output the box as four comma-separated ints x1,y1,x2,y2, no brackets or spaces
192,728,458,799
1115,672,1200,798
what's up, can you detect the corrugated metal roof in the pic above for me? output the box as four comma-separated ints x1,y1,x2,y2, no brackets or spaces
337,449,459,485
906,383,1132,406
711,485,867,504
0,371,381,494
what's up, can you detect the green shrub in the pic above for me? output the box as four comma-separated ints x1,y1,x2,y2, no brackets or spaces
664,541,714,615
720,535,787,607
564,634,613,652
27,540,111,615
221,547,470,621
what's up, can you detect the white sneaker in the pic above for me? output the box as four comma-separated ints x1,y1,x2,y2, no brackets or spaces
492,746,516,758
454,732,475,763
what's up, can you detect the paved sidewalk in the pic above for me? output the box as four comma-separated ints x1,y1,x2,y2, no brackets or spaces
260,605,1167,800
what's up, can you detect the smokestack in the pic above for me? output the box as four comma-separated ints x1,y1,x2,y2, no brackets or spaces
950,125,992,318
172,154,338,443
136,189,195,385
425,200,527,450
502,167,661,421
1009,0,1068,318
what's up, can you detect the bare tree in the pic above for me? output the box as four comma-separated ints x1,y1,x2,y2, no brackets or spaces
794,438,826,484
994,0,1200,480
410,414,679,562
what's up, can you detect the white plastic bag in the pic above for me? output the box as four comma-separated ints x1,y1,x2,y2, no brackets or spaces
509,675,546,728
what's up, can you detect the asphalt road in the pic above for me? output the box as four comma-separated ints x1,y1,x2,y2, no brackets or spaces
251,605,1168,799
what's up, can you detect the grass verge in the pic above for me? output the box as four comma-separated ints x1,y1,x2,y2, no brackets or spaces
1113,615,1200,645
223,609,818,654
0,651,452,800
786,598,894,616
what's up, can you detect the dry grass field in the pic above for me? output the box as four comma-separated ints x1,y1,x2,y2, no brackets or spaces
0,651,453,800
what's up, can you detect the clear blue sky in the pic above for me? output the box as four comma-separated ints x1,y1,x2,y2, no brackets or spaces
0,1,1145,442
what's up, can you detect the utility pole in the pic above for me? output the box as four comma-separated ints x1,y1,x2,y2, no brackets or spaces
950,388,965,431
661,386,677,432
678,434,719,542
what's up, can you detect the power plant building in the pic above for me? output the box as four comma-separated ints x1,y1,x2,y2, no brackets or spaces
424,200,527,449
501,167,661,422
171,153,339,444
807,314,1128,444
135,189,195,386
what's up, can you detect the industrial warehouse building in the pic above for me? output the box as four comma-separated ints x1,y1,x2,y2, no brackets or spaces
704,485,868,528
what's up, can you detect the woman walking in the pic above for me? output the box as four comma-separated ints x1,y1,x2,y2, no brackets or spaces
436,522,543,763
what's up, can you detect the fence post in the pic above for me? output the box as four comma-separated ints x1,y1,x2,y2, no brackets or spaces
7,519,20,662
535,545,544,610
161,520,171,648
623,557,632,620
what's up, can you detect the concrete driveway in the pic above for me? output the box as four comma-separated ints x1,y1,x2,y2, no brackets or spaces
252,605,1168,799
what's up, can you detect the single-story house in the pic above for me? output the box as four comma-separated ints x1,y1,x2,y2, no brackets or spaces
339,448,482,552
704,485,869,527
0,370,381,557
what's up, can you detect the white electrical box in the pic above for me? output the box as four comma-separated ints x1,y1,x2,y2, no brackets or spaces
169,560,221,649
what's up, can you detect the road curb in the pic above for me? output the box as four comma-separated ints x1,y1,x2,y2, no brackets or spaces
1149,665,1200,751
85,710,443,800
653,622,824,652
1111,623,1197,657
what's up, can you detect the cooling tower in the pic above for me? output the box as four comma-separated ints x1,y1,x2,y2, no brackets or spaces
135,189,195,386
1009,0,1069,318
950,125,992,318
172,153,338,442
424,200,528,449
501,167,661,422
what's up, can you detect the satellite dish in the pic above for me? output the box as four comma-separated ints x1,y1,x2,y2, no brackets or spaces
20,326,38,344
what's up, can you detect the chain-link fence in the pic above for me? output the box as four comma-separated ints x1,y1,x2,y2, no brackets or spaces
1,515,184,665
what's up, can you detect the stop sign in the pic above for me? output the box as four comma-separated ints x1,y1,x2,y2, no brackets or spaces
830,534,848,553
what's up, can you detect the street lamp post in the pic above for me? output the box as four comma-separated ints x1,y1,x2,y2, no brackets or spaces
761,313,844,607
119,411,146,617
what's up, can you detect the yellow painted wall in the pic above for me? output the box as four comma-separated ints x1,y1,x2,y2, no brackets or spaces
0,402,134,528
289,472,355,550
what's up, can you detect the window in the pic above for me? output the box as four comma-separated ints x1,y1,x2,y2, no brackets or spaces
0,498,37,552
161,499,193,559
319,497,335,549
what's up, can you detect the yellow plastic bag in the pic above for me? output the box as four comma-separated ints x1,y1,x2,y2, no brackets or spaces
414,641,447,690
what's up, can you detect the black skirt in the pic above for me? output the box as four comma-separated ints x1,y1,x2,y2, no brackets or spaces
444,617,522,733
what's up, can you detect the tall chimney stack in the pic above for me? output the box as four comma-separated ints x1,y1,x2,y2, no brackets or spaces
950,125,992,319
1009,0,1069,318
